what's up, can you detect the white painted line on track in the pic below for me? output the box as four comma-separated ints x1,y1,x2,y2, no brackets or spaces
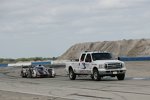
132,78,147,80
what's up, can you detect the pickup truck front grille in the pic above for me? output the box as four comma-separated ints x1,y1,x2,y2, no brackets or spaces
105,63,122,69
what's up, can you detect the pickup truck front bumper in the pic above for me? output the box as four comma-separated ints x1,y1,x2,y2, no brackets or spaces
98,69,126,76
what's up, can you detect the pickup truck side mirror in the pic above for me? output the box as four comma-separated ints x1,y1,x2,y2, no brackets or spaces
117,57,120,60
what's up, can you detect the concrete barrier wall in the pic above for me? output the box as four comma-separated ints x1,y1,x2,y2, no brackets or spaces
7,61,51,67
0,64,8,67
8,62,31,67
119,56,150,61
31,61,51,66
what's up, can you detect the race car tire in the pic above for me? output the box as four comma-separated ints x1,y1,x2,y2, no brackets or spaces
27,70,32,78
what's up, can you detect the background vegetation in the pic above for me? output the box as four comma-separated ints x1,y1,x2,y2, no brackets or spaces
0,57,57,64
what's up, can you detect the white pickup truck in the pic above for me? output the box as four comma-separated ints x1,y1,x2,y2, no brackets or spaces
65,51,126,81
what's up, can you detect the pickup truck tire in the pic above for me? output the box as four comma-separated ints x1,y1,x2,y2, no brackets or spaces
93,69,101,81
117,74,125,80
90,75,94,80
69,68,76,80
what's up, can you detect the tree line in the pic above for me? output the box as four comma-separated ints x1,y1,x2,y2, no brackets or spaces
0,57,57,64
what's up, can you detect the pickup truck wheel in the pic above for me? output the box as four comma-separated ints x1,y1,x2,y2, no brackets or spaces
69,69,76,80
90,75,94,80
93,69,101,81
117,74,125,80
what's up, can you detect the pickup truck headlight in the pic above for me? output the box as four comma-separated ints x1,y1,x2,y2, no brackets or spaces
104,64,107,69
121,63,125,68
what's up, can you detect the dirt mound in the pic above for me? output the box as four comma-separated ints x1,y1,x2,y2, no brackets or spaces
60,39,150,60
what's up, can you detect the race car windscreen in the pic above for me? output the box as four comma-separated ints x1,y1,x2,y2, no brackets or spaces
92,53,113,61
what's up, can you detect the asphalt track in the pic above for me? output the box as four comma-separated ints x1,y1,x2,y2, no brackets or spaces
0,61,150,100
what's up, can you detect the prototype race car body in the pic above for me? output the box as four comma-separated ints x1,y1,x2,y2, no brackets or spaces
21,65,55,78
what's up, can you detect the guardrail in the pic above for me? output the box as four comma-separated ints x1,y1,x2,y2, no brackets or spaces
31,61,51,66
0,64,8,67
118,56,150,61
0,61,51,67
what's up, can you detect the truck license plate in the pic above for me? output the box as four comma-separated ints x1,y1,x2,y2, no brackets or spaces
113,72,117,74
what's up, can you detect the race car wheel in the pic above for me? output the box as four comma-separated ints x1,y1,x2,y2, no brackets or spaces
27,70,32,78
69,68,76,80
48,69,55,78
21,71,26,78
32,70,37,78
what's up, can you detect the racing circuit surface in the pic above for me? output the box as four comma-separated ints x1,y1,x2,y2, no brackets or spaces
0,61,150,100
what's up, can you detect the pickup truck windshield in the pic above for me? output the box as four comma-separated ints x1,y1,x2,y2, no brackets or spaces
92,53,112,60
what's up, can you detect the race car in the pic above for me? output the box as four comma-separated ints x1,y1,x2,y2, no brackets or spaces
21,65,55,78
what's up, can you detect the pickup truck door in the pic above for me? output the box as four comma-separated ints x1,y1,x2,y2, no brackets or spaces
84,54,92,74
78,62,87,74
78,53,86,74
78,54,92,74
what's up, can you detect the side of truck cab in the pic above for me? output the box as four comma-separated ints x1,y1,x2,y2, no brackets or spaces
65,51,126,81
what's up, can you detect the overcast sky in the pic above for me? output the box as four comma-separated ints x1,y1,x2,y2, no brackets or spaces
0,0,150,58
